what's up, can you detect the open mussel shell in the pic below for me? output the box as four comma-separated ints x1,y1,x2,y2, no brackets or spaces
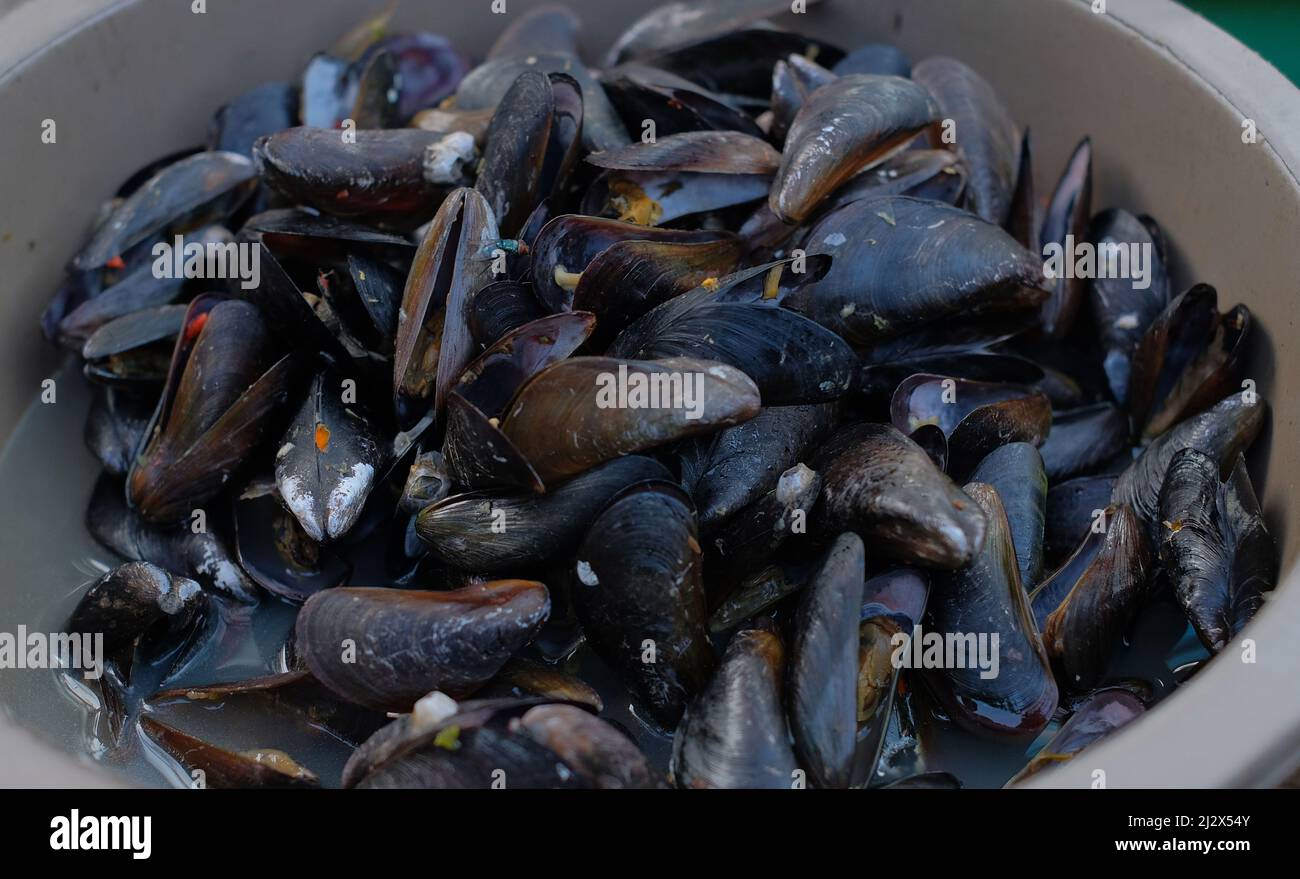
530,214,732,312
275,369,387,544
708,561,810,634
860,349,1046,407
1158,449,1275,652
912,57,1019,226
788,533,864,789
969,442,1048,591
601,66,765,140
1038,137,1093,338
1038,402,1128,481
233,483,350,603
686,402,837,533
583,168,771,227
771,75,940,225
441,311,595,492
241,207,416,265
1029,512,1108,631
573,482,714,729
253,127,447,223
671,625,797,789
889,373,1052,479
88,474,259,603
393,187,499,426
1128,284,1251,440
607,266,855,406
1087,208,1172,403
68,562,204,654
500,356,760,486
296,581,551,713
475,70,583,238
1111,392,1265,535
140,717,319,789
72,151,257,272
85,388,153,477
81,305,186,386
794,196,1048,345
127,297,300,524
921,483,1058,739
417,455,672,573
589,130,780,175
572,236,743,349
1040,504,1152,692
1007,687,1146,785
813,423,987,569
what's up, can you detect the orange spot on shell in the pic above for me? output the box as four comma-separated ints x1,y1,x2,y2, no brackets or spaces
183,312,209,343
106,255,126,270
315,423,331,452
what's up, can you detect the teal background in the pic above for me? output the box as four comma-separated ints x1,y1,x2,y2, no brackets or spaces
1182,0,1300,85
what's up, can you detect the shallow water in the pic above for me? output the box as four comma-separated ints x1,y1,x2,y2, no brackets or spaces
0,363,1208,788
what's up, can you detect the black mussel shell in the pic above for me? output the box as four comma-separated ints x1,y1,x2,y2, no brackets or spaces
127,297,299,524
479,659,604,712
771,75,940,224
788,532,865,789
500,356,760,486
1029,516,1108,631
685,403,837,532
708,561,810,635
635,27,844,99
68,562,204,654
573,483,714,729
969,442,1048,590
85,388,153,478
296,581,550,712
233,485,350,603
912,57,1019,226
58,261,187,351
1038,402,1128,481
210,81,298,157
82,305,186,386
517,703,662,789
672,626,797,789
1007,129,1038,252
601,67,765,139
606,0,810,64
1045,474,1117,567
1040,504,1152,692
1158,449,1275,652
920,483,1058,739
469,279,547,349
416,455,672,572
794,196,1048,345
1038,137,1093,339
812,423,986,569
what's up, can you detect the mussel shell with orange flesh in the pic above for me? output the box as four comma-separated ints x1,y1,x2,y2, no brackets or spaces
771,75,940,224
793,196,1048,345
296,581,551,712
889,373,1052,479
920,483,1058,740
1038,137,1093,338
417,454,671,573
1040,504,1151,691
253,127,447,223
812,423,987,569
1127,283,1251,440
1158,449,1275,653
788,532,865,788
912,57,1019,226
500,356,760,486
573,483,715,729
392,187,499,427
969,442,1048,591
671,625,797,789
275,369,387,544
128,297,300,524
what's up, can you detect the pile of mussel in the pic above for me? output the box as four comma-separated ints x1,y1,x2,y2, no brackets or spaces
48,1,1275,788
